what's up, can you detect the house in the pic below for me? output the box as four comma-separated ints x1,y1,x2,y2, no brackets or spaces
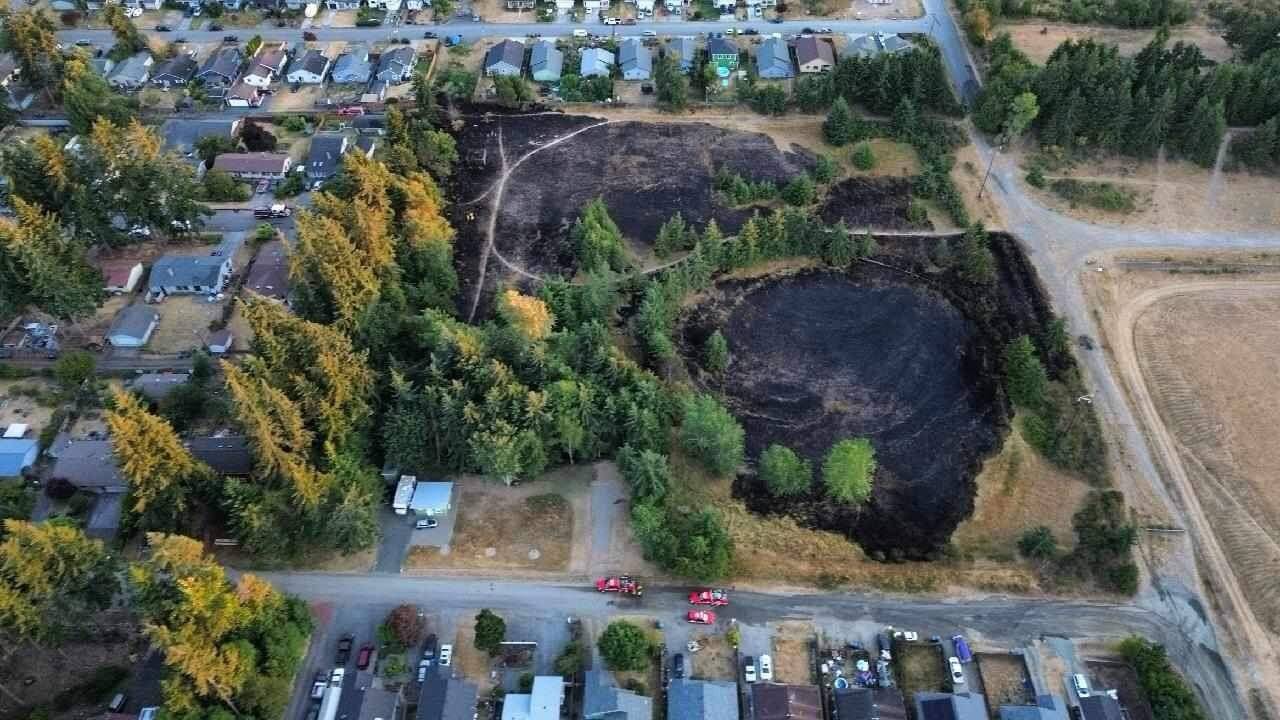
306,133,349,181
582,0,603,11
846,31,914,59
197,46,243,87
130,372,190,401
246,239,290,303
619,39,652,81
326,0,359,7
580,47,615,78
834,687,909,720
583,670,650,720
366,0,403,10
287,49,330,84
51,439,125,493
500,676,562,720
357,688,400,720
353,116,387,135
0,438,38,477
664,0,683,11
637,0,654,11
529,41,562,83
150,53,198,87
752,684,822,720
998,695,1067,720
715,0,735,11
794,35,835,73
484,39,525,77
1076,695,1123,720
225,80,264,107
149,254,232,296
212,153,293,183
666,37,697,74
707,37,739,71
755,36,794,78
243,44,289,87
160,118,242,177
107,51,153,89
409,481,453,517
913,692,989,720
100,261,144,294
331,45,373,84
375,46,417,84
107,305,159,347
207,329,235,354
554,0,573,11
667,679,737,720
417,673,478,720
89,56,116,77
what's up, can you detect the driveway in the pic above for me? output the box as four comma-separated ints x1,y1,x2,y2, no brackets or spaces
373,507,413,573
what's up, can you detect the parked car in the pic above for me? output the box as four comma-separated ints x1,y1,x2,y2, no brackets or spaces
800,26,816,34
758,654,773,681
689,589,729,606
75,38,93,46
224,34,239,42
303,31,317,40
424,633,438,659
256,179,269,194
743,27,759,34
423,31,437,38
415,517,438,529
686,610,716,625
769,15,784,22
108,694,128,713
209,23,223,30
310,671,326,700
949,656,965,685
154,24,171,31
672,653,685,679
642,29,656,36
1072,673,1091,698
335,634,354,664
744,656,757,683
417,659,430,682
356,644,374,670
192,5,202,15
438,644,453,667
952,635,973,663
818,26,832,32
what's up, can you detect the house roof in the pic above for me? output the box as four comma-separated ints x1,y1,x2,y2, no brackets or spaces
199,46,242,80
255,45,289,73
246,239,290,300
794,35,834,66
109,304,159,341
355,136,378,155
150,254,229,291
109,51,152,83
0,438,36,476
1077,696,1123,720
377,46,417,78
583,670,651,720
212,152,290,174
52,439,124,490
753,684,822,720
998,695,1067,720
291,48,330,76
417,672,478,720
580,47,615,76
756,37,793,76
485,39,525,70
500,677,562,720
409,481,453,512
160,118,240,156
3,424,28,439
667,679,737,720
307,133,347,177
227,79,262,101
914,693,989,720
834,688,909,720
667,37,696,67
847,32,912,58
357,688,399,720
131,372,190,401
185,435,253,476
707,37,737,57
332,47,372,81
619,39,651,75
152,53,197,81
99,261,140,288
530,41,562,75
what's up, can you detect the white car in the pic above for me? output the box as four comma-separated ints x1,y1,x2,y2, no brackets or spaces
743,657,757,683
1072,673,1091,698
758,654,773,681
439,644,453,667
642,29,657,36
417,659,430,682
949,656,965,685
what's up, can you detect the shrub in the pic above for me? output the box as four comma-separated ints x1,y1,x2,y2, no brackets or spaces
906,198,928,224
851,141,876,170
473,609,506,655
679,394,745,476
1049,178,1136,212
822,438,876,504
1117,637,1208,720
281,115,307,133
812,154,838,184
759,444,812,497
1017,526,1057,558
1025,166,1046,188
704,330,729,374
554,641,586,676
597,621,651,671
1004,335,1048,408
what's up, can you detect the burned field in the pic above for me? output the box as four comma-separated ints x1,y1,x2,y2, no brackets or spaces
677,236,1060,557
820,178,930,231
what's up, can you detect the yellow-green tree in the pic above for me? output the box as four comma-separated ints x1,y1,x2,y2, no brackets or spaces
0,198,102,318
288,211,382,329
0,519,117,645
498,289,555,342
107,389,207,526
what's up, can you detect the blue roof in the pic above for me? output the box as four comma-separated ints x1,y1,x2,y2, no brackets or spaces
0,438,37,476
667,679,737,720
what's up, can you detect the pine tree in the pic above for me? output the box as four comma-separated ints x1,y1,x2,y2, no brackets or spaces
823,96,855,146
653,213,688,259
0,519,117,645
106,390,206,525
0,198,102,319
1179,97,1227,167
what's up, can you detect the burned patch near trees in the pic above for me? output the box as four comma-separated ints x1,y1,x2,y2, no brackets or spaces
819,178,929,231
677,235,1059,558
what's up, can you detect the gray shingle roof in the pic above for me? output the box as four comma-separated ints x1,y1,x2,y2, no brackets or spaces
109,51,152,85
160,118,240,156
307,133,347,179
151,54,197,83
530,41,562,79
131,372,190,401
417,672,478,720
707,37,737,58
485,39,526,73
619,39,651,78
149,254,228,292
376,46,416,80
185,435,253,476
291,48,329,77
667,679,737,720
212,152,290,174
199,46,242,83
331,46,372,83
108,304,159,342
667,37,696,72
794,35,834,67
52,439,125,491
580,47,614,77
756,37,794,78
582,670,651,720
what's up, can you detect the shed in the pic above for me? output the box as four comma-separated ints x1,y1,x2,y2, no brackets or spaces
484,39,526,77
107,305,159,347
0,438,38,477
51,439,125,492
207,329,234,354
756,36,795,78
618,39,652,81
409,481,454,516
667,679,737,720
529,41,562,82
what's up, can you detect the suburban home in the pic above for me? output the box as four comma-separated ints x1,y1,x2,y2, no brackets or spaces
667,679,737,720
0,438,38,477
50,439,125,493
500,677,562,720
529,41,562,82
375,46,417,84
756,36,794,78
998,695,1067,720
182,436,253,476
416,672,478,720
637,0,654,11
100,261,144,294
357,688,399,720
149,254,232,297
619,39,652,81
846,31,914,58
409,481,453,517
225,80,264,107
107,51,153,89
1076,695,1123,720
212,153,293,183
246,239,290,301
130,372,190,402
287,48,331,84
405,0,425,10
197,45,243,87
243,44,289,87
160,118,242,177
580,47,615,78
794,36,835,73
366,0,403,10
753,684,822,720
331,45,373,84
484,39,525,77
913,692,990,720
666,37,697,74
715,0,735,11
89,56,116,77
306,133,349,182
106,304,159,347
707,37,739,71
150,53,198,87
583,670,650,720
664,0,683,12
834,687,909,720
326,0,359,7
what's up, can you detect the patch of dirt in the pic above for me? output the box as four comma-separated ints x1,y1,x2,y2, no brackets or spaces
406,483,574,572
147,295,226,354
1085,660,1155,720
0,378,59,439
771,622,815,684
819,177,929,230
1000,21,1232,65
453,624,496,693
948,143,1006,231
896,642,948,697
688,631,736,681
975,653,1033,707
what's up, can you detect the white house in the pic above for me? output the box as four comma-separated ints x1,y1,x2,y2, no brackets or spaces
286,49,331,84
242,45,289,88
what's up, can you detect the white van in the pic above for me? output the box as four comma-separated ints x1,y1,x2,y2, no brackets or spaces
572,28,589,38
1072,673,1091,698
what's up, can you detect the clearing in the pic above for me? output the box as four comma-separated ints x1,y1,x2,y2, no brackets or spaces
0,377,60,439
687,630,737,682
771,621,816,684
1000,20,1231,64
896,643,948,697
975,653,1033,707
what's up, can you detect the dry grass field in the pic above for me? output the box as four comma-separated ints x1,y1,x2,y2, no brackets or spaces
406,487,574,572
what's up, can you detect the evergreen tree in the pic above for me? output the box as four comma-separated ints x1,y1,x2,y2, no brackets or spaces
823,96,855,146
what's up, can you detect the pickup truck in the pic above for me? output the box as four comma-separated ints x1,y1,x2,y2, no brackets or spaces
335,634,354,664
253,204,292,219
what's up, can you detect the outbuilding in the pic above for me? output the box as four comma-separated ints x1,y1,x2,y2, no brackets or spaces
107,305,159,348
0,438,38,477
408,481,454,517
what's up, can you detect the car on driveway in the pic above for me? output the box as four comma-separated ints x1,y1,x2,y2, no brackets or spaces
758,654,773,681
439,644,453,666
356,644,374,670
689,588,729,606
303,31,317,40
949,656,965,685
423,633,438,661
155,24,171,31
672,653,685,679
744,656,757,683
686,610,716,624
417,659,430,682
415,517,438,529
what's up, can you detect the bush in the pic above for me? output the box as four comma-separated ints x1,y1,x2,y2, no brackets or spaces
823,438,876,504
1017,526,1057,558
1004,335,1048,408
281,115,308,133
273,172,306,199
518,672,534,692
203,170,250,202
759,444,812,496
45,476,78,500
906,198,928,224
473,609,506,655
1048,178,1136,212
597,621,651,671
851,141,876,170
554,640,586,676
1025,166,1046,188
812,154,838,184
1117,637,1207,720
679,394,745,476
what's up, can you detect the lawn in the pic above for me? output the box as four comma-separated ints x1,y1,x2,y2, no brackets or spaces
406,487,573,572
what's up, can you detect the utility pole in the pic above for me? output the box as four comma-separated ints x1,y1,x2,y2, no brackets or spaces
977,137,1003,200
